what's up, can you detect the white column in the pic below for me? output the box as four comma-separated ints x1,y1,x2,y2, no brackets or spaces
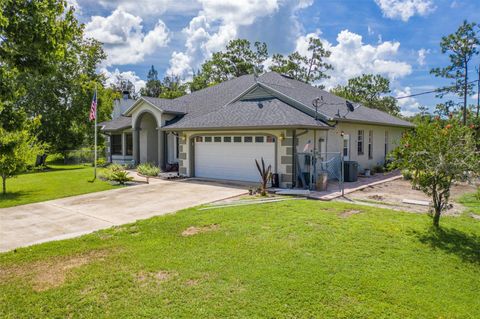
133,129,139,164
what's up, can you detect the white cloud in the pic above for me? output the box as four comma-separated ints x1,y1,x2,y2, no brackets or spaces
85,9,170,66
98,0,200,17
417,48,430,66
294,30,412,89
395,87,421,116
375,0,436,21
101,68,146,92
167,0,307,79
66,0,80,12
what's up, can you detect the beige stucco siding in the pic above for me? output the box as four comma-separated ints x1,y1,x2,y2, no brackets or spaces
327,122,406,171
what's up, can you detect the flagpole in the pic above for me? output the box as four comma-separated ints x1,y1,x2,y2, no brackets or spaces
94,84,98,180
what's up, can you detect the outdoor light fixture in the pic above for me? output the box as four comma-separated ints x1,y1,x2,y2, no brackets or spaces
279,133,285,141
340,131,345,137
182,134,187,141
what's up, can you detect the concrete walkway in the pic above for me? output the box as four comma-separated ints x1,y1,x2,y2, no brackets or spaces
0,179,247,252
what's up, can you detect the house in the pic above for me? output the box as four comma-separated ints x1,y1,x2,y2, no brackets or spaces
100,72,413,188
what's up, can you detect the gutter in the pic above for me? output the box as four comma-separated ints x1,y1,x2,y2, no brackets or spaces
160,124,332,132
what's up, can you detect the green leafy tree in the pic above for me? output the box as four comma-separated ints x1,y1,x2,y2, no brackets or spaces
1,0,111,156
331,74,400,114
269,37,332,85
140,65,162,97
430,20,480,125
392,118,480,227
159,76,187,99
189,39,269,91
0,118,43,195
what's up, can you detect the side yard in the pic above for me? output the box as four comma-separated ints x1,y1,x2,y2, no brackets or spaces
0,200,478,318
0,164,118,208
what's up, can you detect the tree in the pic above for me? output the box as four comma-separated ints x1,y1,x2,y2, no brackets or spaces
140,65,162,97
188,39,269,91
431,21,480,125
269,37,332,85
1,0,111,156
392,118,480,227
159,76,187,99
0,119,43,195
331,74,400,114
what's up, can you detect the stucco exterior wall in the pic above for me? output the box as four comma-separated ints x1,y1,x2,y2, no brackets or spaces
327,122,406,172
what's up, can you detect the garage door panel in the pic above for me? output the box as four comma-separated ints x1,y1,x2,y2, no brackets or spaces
195,137,275,182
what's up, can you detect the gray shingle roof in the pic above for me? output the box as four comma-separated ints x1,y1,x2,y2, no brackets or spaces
141,96,188,114
119,71,413,130
165,97,330,130
258,72,414,127
99,116,131,131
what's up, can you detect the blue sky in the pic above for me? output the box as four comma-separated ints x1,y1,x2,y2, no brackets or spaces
72,0,480,115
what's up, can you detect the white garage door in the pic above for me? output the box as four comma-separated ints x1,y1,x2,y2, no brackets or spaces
194,135,276,182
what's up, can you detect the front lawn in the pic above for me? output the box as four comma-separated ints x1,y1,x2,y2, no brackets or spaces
0,200,478,318
0,164,118,208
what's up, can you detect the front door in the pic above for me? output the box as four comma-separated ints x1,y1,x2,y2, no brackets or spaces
342,134,350,161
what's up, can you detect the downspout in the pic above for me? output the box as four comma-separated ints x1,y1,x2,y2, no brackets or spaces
292,129,296,188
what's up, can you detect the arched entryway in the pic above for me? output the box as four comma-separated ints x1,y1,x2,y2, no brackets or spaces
135,111,159,166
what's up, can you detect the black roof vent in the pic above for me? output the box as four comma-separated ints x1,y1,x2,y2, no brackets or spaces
258,102,264,109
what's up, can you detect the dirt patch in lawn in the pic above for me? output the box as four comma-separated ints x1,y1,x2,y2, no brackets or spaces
182,224,219,237
339,179,477,215
338,210,362,218
0,249,110,292
136,270,177,286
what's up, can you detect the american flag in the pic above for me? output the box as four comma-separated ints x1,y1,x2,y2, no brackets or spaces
89,90,97,121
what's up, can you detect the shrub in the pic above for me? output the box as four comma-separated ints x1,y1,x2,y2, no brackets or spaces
372,165,385,174
137,163,160,177
401,169,413,180
109,170,134,185
100,163,125,181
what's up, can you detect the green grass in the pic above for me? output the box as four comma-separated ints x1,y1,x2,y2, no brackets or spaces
458,189,480,215
1,200,479,318
0,164,118,208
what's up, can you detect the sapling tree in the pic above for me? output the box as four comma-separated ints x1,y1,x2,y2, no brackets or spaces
0,118,43,195
392,118,480,227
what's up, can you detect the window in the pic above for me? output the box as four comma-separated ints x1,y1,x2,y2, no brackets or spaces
384,131,389,157
357,130,364,155
125,133,133,156
195,136,203,142
111,134,122,155
223,136,232,143
343,138,349,157
244,136,253,143
255,136,264,143
204,136,212,142
266,136,276,143
233,136,242,143
214,136,221,142
368,130,373,159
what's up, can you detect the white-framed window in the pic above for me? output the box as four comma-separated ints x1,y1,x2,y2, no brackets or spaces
266,136,276,143
233,136,242,143
204,136,212,142
244,136,253,143
255,136,264,143
357,130,364,155
195,136,203,142
223,136,232,143
213,136,221,142
368,130,373,159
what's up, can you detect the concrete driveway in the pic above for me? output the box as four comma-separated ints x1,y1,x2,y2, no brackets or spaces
0,179,246,252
